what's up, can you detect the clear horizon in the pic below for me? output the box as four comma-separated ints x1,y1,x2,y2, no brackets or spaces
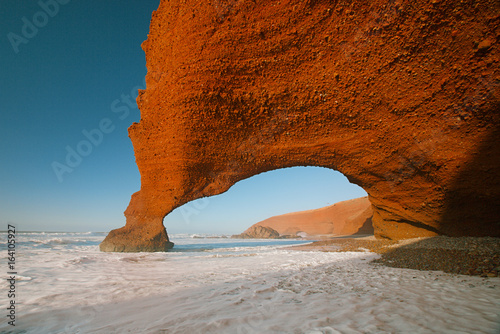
1,1,366,235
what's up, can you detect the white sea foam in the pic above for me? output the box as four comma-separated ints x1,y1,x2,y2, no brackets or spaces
0,232,499,333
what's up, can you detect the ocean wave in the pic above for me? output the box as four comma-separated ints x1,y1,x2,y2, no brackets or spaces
29,238,80,245
180,234,230,239
207,253,259,258
67,256,96,265
19,231,95,236
17,237,102,250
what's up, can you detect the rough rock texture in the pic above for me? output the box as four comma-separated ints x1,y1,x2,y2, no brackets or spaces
251,197,373,236
100,224,174,252
232,225,281,239
100,0,500,252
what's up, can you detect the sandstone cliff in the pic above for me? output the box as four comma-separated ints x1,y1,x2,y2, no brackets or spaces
232,225,282,239
251,197,373,237
101,0,500,252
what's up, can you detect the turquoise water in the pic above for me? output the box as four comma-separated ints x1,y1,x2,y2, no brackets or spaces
1,231,311,253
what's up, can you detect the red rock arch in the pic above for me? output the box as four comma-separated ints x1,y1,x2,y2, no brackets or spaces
100,0,500,252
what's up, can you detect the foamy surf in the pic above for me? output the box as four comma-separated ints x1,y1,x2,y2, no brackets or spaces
0,232,499,333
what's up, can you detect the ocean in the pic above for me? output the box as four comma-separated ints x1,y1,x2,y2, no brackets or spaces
1,232,499,333
8,231,310,254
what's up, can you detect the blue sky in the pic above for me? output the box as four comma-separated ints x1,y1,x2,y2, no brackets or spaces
1,1,366,234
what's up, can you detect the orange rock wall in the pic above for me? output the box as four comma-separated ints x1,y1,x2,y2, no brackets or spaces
101,0,500,252
254,197,373,236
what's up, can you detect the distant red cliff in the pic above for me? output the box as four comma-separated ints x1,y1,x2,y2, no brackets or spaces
237,197,373,238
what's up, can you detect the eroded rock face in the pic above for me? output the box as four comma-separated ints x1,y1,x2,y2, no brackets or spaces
252,197,373,237
232,225,281,239
100,0,500,252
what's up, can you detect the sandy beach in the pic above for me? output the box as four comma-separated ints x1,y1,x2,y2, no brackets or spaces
287,235,500,277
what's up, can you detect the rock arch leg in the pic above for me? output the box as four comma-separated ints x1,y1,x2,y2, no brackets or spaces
100,191,173,252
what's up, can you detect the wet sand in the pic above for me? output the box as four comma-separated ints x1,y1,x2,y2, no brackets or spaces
287,235,500,277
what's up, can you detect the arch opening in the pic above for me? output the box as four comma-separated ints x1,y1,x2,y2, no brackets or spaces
164,166,370,239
